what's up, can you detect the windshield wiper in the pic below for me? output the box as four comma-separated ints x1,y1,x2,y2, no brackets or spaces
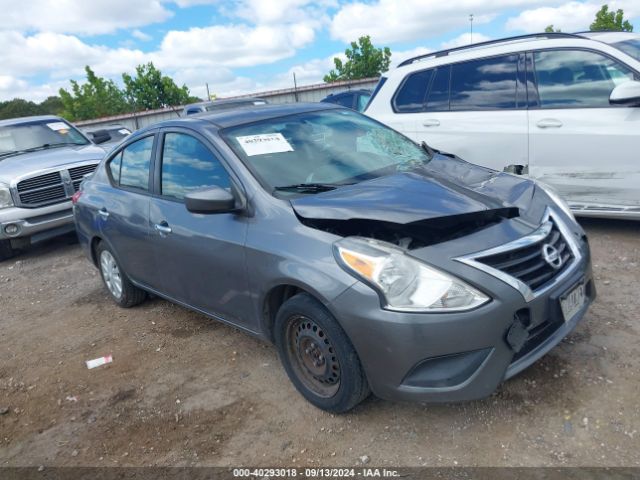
273,182,353,193
0,142,84,160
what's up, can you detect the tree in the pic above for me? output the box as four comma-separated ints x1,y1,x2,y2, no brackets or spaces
545,25,561,33
0,96,64,120
38,96,64,115
59,66,129,121
324,36,391,83
122,62,193,110
590,5,633,32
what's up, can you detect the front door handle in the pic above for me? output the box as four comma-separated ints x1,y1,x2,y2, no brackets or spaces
154,222,172,235
536,118,563,129
422,119,441,127
98,208,109,219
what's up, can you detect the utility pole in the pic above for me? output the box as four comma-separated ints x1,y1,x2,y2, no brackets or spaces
469,14,474,44
206,83,211,100
293,72,299,102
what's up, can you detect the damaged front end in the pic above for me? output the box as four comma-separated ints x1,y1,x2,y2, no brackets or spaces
290,153,539,250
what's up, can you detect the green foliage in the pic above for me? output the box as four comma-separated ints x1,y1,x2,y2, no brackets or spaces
59,66,129,121
590,5,633,32
324,36,391,83
0,96,64,120
545,25,561,33
123,62,192,110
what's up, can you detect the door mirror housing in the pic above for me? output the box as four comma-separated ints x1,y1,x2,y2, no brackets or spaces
184,187,236,214
91,130,112,144
610,81,640,106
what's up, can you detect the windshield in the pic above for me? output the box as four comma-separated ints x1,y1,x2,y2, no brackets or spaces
0,119,89,156
612,39,640,61
222,109,431,194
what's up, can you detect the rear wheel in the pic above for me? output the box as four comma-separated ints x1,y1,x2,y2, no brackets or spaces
96,242,146,308
0,240,17,262
275,293,370,413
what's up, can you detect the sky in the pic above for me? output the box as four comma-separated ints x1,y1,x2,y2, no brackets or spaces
0,0,638,103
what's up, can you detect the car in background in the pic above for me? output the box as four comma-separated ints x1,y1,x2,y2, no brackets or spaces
82,124,132,149
366,32,640,219
73,103,593,413
0,115,105,260
183,98,268,116
321,89,372,112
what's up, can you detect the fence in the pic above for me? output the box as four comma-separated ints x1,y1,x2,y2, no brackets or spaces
75,77,380,131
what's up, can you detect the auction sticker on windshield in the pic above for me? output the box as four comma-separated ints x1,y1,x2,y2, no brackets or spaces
46,122,69,132
237,133,294,156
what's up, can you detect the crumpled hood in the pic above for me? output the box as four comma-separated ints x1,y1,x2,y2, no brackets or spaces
0,144,106,184
291,154,536,224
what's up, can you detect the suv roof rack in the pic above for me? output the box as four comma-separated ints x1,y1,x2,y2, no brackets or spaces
397,32,584,67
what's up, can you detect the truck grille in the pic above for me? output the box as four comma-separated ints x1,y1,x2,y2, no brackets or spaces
475,220,573,292
15,163,98,207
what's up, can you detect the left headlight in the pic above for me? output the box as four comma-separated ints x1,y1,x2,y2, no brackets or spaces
334,237,489,312
0,184,13,209
537,182,575,222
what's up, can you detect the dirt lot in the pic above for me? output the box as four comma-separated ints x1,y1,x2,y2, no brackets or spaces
0,218,638,467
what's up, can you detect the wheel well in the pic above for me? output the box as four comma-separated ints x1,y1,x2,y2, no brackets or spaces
262,284,304,342
90,236,102,267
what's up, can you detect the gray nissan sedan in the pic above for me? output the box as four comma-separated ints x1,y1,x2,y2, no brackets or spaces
73,103,594,412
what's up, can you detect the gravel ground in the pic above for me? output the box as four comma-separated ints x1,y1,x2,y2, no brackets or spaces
0,218,638,467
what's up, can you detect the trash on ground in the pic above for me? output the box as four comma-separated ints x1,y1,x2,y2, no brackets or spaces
86,355,113,369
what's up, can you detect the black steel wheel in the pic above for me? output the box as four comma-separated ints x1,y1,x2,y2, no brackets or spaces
275,293,370,413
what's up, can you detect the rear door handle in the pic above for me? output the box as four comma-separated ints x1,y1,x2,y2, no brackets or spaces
422,119,440,127
98,208,109,219
154,222,172,235
536,118,563,129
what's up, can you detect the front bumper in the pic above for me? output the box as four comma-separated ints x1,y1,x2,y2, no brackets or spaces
0,201,75,243
330,237,594,404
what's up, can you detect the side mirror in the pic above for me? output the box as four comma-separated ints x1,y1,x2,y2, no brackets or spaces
91,130,112,144
184,187,236,214
610,81,640,106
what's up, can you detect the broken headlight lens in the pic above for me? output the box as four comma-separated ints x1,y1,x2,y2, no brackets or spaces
537,182,575,222
334,237,489,312
0,184,13,209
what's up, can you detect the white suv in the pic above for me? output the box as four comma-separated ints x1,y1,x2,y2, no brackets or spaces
366,32,640,219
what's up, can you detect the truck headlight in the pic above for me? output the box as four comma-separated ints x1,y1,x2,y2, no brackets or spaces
0,184,13,209
334,237,489,312
537,182,575,222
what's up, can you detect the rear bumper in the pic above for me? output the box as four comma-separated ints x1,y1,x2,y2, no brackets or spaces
330,241,594,404
0,201,74,243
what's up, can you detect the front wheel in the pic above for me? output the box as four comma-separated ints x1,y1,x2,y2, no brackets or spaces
0,240,17,262
96,242,146,308
275,293,370,413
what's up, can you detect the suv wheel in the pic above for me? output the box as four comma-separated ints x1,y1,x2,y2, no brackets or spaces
96,242,146,308
0,240,17,262
275,293,370,413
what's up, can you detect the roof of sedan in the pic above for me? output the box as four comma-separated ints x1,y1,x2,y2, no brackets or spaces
147,102,341,131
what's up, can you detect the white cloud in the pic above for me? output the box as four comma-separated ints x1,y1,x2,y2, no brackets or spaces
440,32,492,49
506,0,640,33
0,0,171,36
329,0,561,44
132,29,152,41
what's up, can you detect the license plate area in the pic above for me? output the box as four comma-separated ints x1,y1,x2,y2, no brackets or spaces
560,282,586,322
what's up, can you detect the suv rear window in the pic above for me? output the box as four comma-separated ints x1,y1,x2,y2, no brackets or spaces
450,54,519,110
393,70,432,112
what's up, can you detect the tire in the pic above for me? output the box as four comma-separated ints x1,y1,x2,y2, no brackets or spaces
96,242,146,308
0,240,16,262
275,293,370,413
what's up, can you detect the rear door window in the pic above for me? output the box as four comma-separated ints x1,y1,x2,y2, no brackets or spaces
393,69,432,112
533,49,637,108
450,54,519,110
111,135,153,191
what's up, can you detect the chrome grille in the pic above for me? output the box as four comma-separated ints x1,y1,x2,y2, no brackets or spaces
475,220,573,292
14,163,98,207
69,164,98,192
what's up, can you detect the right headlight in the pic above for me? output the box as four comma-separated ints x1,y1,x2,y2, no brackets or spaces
334,237,489,312
0,184,13,209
